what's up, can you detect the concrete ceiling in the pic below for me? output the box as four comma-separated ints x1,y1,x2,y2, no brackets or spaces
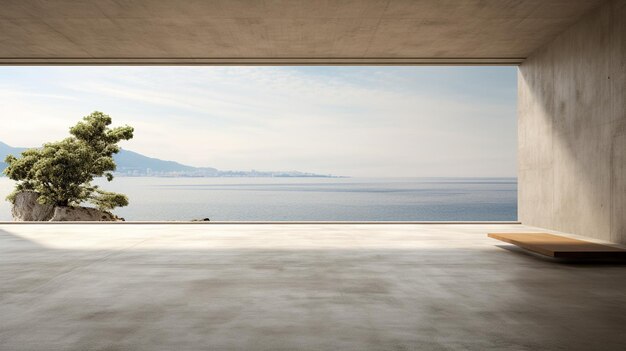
0,0,606,64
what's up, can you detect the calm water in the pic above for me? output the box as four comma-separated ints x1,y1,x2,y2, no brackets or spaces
0,177,517,221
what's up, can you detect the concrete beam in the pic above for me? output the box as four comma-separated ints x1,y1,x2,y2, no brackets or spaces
0,0,605,64
0,57,524,65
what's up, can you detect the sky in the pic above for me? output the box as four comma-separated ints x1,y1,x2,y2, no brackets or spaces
0,66,517,177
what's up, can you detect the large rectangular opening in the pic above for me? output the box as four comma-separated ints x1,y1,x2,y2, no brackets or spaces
1,66,517,221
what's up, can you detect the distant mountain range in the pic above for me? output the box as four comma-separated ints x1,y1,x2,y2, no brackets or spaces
0,141,336,178
0,142,25,172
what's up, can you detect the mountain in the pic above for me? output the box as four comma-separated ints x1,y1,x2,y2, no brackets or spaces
0,141,336,178
0,141,26,172
113,149,218,176
0,141,27,159
0,142,218,176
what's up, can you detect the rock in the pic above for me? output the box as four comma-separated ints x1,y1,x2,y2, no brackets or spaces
50,206,122,222
10,191,123,222
192,217,210,222
11,191,55,221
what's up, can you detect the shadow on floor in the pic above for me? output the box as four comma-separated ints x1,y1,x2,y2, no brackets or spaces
496,244,626,265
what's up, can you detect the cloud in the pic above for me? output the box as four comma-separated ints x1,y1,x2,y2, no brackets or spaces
0,66,516,177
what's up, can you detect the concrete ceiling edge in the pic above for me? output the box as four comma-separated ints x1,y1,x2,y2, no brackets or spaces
0,57,524,65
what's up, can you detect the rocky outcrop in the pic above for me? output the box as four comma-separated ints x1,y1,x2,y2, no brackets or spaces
11,191,55,221
11,191,123,222
50,206,122,222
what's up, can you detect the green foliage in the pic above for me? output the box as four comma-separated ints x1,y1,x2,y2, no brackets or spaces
4,111,134,210
89,189,129,211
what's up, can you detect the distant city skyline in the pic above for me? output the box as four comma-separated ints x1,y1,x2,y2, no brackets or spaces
0,66,516,177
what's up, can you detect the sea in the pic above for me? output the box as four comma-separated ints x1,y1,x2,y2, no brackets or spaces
0,177,517,221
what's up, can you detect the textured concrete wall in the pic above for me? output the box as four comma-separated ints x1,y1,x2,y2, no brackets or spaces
518,0,626,244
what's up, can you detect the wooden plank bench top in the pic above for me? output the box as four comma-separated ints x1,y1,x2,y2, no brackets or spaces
488,233,626,259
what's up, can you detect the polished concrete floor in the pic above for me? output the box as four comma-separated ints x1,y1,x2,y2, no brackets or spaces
1,224,625,351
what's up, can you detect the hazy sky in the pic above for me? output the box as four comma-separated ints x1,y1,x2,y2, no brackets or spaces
0,66,516,177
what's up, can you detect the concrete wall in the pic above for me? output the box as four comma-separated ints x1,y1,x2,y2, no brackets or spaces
518,0,626,244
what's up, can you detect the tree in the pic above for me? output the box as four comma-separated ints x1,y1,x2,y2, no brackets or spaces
4,111,134,211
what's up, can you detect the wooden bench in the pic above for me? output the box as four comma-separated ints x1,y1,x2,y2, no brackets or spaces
488,233,626,259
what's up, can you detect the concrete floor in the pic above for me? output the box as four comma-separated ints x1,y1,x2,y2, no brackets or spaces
1,224,625,351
